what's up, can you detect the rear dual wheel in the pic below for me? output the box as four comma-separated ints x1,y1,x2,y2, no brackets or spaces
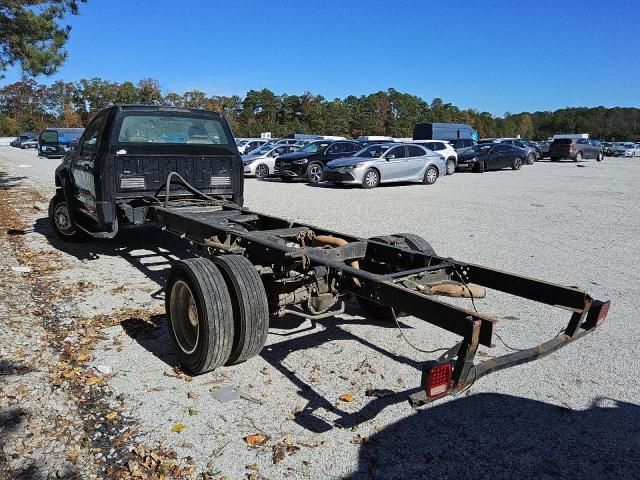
166,255,269,374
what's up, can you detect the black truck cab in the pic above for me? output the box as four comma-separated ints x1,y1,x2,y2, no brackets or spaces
51,105,243,239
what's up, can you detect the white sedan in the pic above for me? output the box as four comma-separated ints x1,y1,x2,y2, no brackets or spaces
242,145,297,178
623,144,640,157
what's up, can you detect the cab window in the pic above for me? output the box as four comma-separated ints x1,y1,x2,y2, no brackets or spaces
80,115,107,156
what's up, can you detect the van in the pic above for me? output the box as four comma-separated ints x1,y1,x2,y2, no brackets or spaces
413,123,476,141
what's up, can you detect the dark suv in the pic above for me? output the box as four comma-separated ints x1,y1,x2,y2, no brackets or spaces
274,140,362,183
548,138,603,162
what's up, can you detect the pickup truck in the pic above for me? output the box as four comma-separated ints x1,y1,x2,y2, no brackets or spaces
49,105,610,408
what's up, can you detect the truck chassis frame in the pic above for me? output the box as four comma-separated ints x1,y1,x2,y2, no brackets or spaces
145,177,610,407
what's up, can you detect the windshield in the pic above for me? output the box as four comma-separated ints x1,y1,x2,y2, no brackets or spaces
248,145,273,155
355,144,391,158
300,142,330,153
467,144,493,154
117,114,229,145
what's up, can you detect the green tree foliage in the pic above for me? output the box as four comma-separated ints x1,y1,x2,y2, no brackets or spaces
0,1,85,78
1,77,640,141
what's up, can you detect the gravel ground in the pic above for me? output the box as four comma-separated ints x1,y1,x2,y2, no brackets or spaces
1,147,639,479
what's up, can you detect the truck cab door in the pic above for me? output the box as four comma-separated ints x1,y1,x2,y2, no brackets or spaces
71,114,107,221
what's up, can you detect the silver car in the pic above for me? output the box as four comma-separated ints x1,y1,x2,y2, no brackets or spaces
323,143,446,189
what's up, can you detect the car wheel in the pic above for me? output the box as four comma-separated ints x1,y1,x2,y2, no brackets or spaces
423,166,438,185
575,152,582,162
255,163,269,179
474,161,485,173
526,153,535,165
306,163,323,184
597,152,603,162
446,158,456,175
48,193,86,242
512,157,523,170
362,168,380,189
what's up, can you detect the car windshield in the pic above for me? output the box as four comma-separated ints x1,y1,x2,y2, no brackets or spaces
355,144,391,158
300,142,330,153
117,114,229,145
248,145,273,155
467,144,493,154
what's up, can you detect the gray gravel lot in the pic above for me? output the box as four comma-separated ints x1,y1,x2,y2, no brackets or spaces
1,147,639,479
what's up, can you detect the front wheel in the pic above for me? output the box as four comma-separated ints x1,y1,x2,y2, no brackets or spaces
446,158,456,175
254,163,269,179
48,193,86,242
575,152,583,162
512,157,523,170
361,168,380,189
423,166,438,185
306,163,324,184
597,152,603,162
526,153,536,165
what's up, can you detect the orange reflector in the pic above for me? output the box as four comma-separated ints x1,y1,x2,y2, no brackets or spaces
427,363,452,398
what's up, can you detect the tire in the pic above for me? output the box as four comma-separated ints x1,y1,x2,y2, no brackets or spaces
210,255,269,365
306,163,324,184
512,157,523,170
423,166,438,185
48,192,86,242
254,163,269,179
597,152,603,162
526,153,536,165
357,233,436,320
166,258,235,374
474,160,485,173
575,152,582,162
362,168,380,189
445,158,456,175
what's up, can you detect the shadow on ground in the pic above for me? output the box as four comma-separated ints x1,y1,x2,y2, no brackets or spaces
0,170,27,190
348,393,640,480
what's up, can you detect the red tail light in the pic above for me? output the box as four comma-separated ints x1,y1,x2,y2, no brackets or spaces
427,363,452,398
584,300,611,329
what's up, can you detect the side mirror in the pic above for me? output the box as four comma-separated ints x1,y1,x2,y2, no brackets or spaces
386,154,395,160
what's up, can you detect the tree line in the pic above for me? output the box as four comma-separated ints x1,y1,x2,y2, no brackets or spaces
1,78,639,141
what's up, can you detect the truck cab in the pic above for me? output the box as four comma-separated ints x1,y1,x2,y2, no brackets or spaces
50,105,243,240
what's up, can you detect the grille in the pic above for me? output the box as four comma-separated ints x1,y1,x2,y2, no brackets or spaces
120,176,146,189
210,175,231,187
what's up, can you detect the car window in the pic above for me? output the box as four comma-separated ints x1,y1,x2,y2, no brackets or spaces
80,115,107,156
407,145,425,157
423,143,435,151
326,143,342,154
577,139,587,144
118,114,229,145
492,144,511,153
387,146,406,158
342,142,357,153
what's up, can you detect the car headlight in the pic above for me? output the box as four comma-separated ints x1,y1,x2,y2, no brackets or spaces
293,158,308,164
345,162,366,169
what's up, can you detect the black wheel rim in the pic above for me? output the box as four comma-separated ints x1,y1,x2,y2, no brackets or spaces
54,202,76,236
170,280,199,354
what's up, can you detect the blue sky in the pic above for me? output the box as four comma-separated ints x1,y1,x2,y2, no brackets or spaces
3,0,639,115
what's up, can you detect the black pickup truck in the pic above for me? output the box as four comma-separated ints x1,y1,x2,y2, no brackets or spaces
50,104,609,410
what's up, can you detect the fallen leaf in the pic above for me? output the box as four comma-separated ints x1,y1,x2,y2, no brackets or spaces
85,376,103,386
76,352,90,362
106,411,118,421
244,434,266,446
187,391,198,399
171,422,187,433
339,393,354,402
188,408,198,416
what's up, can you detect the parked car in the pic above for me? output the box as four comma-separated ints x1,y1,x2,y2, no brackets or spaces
238,139,268,155
481,139,538,164
242,145,297,178
457,143,526,172
448,138,476,156
10,132,37,147
274,140,362,183
411,140,458,175
611,143,631,156
548,138,603,162
623,144,640,157
323,143,445,188
19,138,38,149
537,141,551,158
